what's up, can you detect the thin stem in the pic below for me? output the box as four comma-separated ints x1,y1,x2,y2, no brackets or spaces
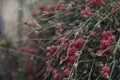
110,37,120,77
88,57,96,80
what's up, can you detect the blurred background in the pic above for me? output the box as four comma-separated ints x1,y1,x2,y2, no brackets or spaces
0,0,63,45
0,0,63,80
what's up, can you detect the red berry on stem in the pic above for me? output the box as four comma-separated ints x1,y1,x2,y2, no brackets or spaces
54,73,61,80
68,56,76,63
38,5,45,11
31,12,37,17
20,47,25,52
28,48,35,54
59,3,66,10
64,68,70,76
92,0,106,7
102,66,110,73
75,38,85,48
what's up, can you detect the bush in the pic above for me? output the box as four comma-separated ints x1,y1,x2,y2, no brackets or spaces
1,0,120,80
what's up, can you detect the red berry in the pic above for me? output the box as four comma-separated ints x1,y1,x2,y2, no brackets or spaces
110,8,117,16
64,68,70,76
38,5,45,11
58,37,66,42
54,73,61,80
75,38,85,48
59,3,66,10
68,56,76,63
68,47,77,55
27,48,35,54
46,52,51,59
68,62,74,67
104,40,111,46
31,12,37,17
85,7,93,16
80,10,86,16
92,0,106,7
96,24,101,30
106,31,112,37
83,46,89,52
51,45,58,51
86,0,90,3
20,47,25,52
117,2,120,6
102,66,110,73
64,11,73,16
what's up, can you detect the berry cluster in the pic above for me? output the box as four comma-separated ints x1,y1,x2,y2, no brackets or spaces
15,0,120,80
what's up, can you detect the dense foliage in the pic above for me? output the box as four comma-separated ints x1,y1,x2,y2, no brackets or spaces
1,0,120,80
